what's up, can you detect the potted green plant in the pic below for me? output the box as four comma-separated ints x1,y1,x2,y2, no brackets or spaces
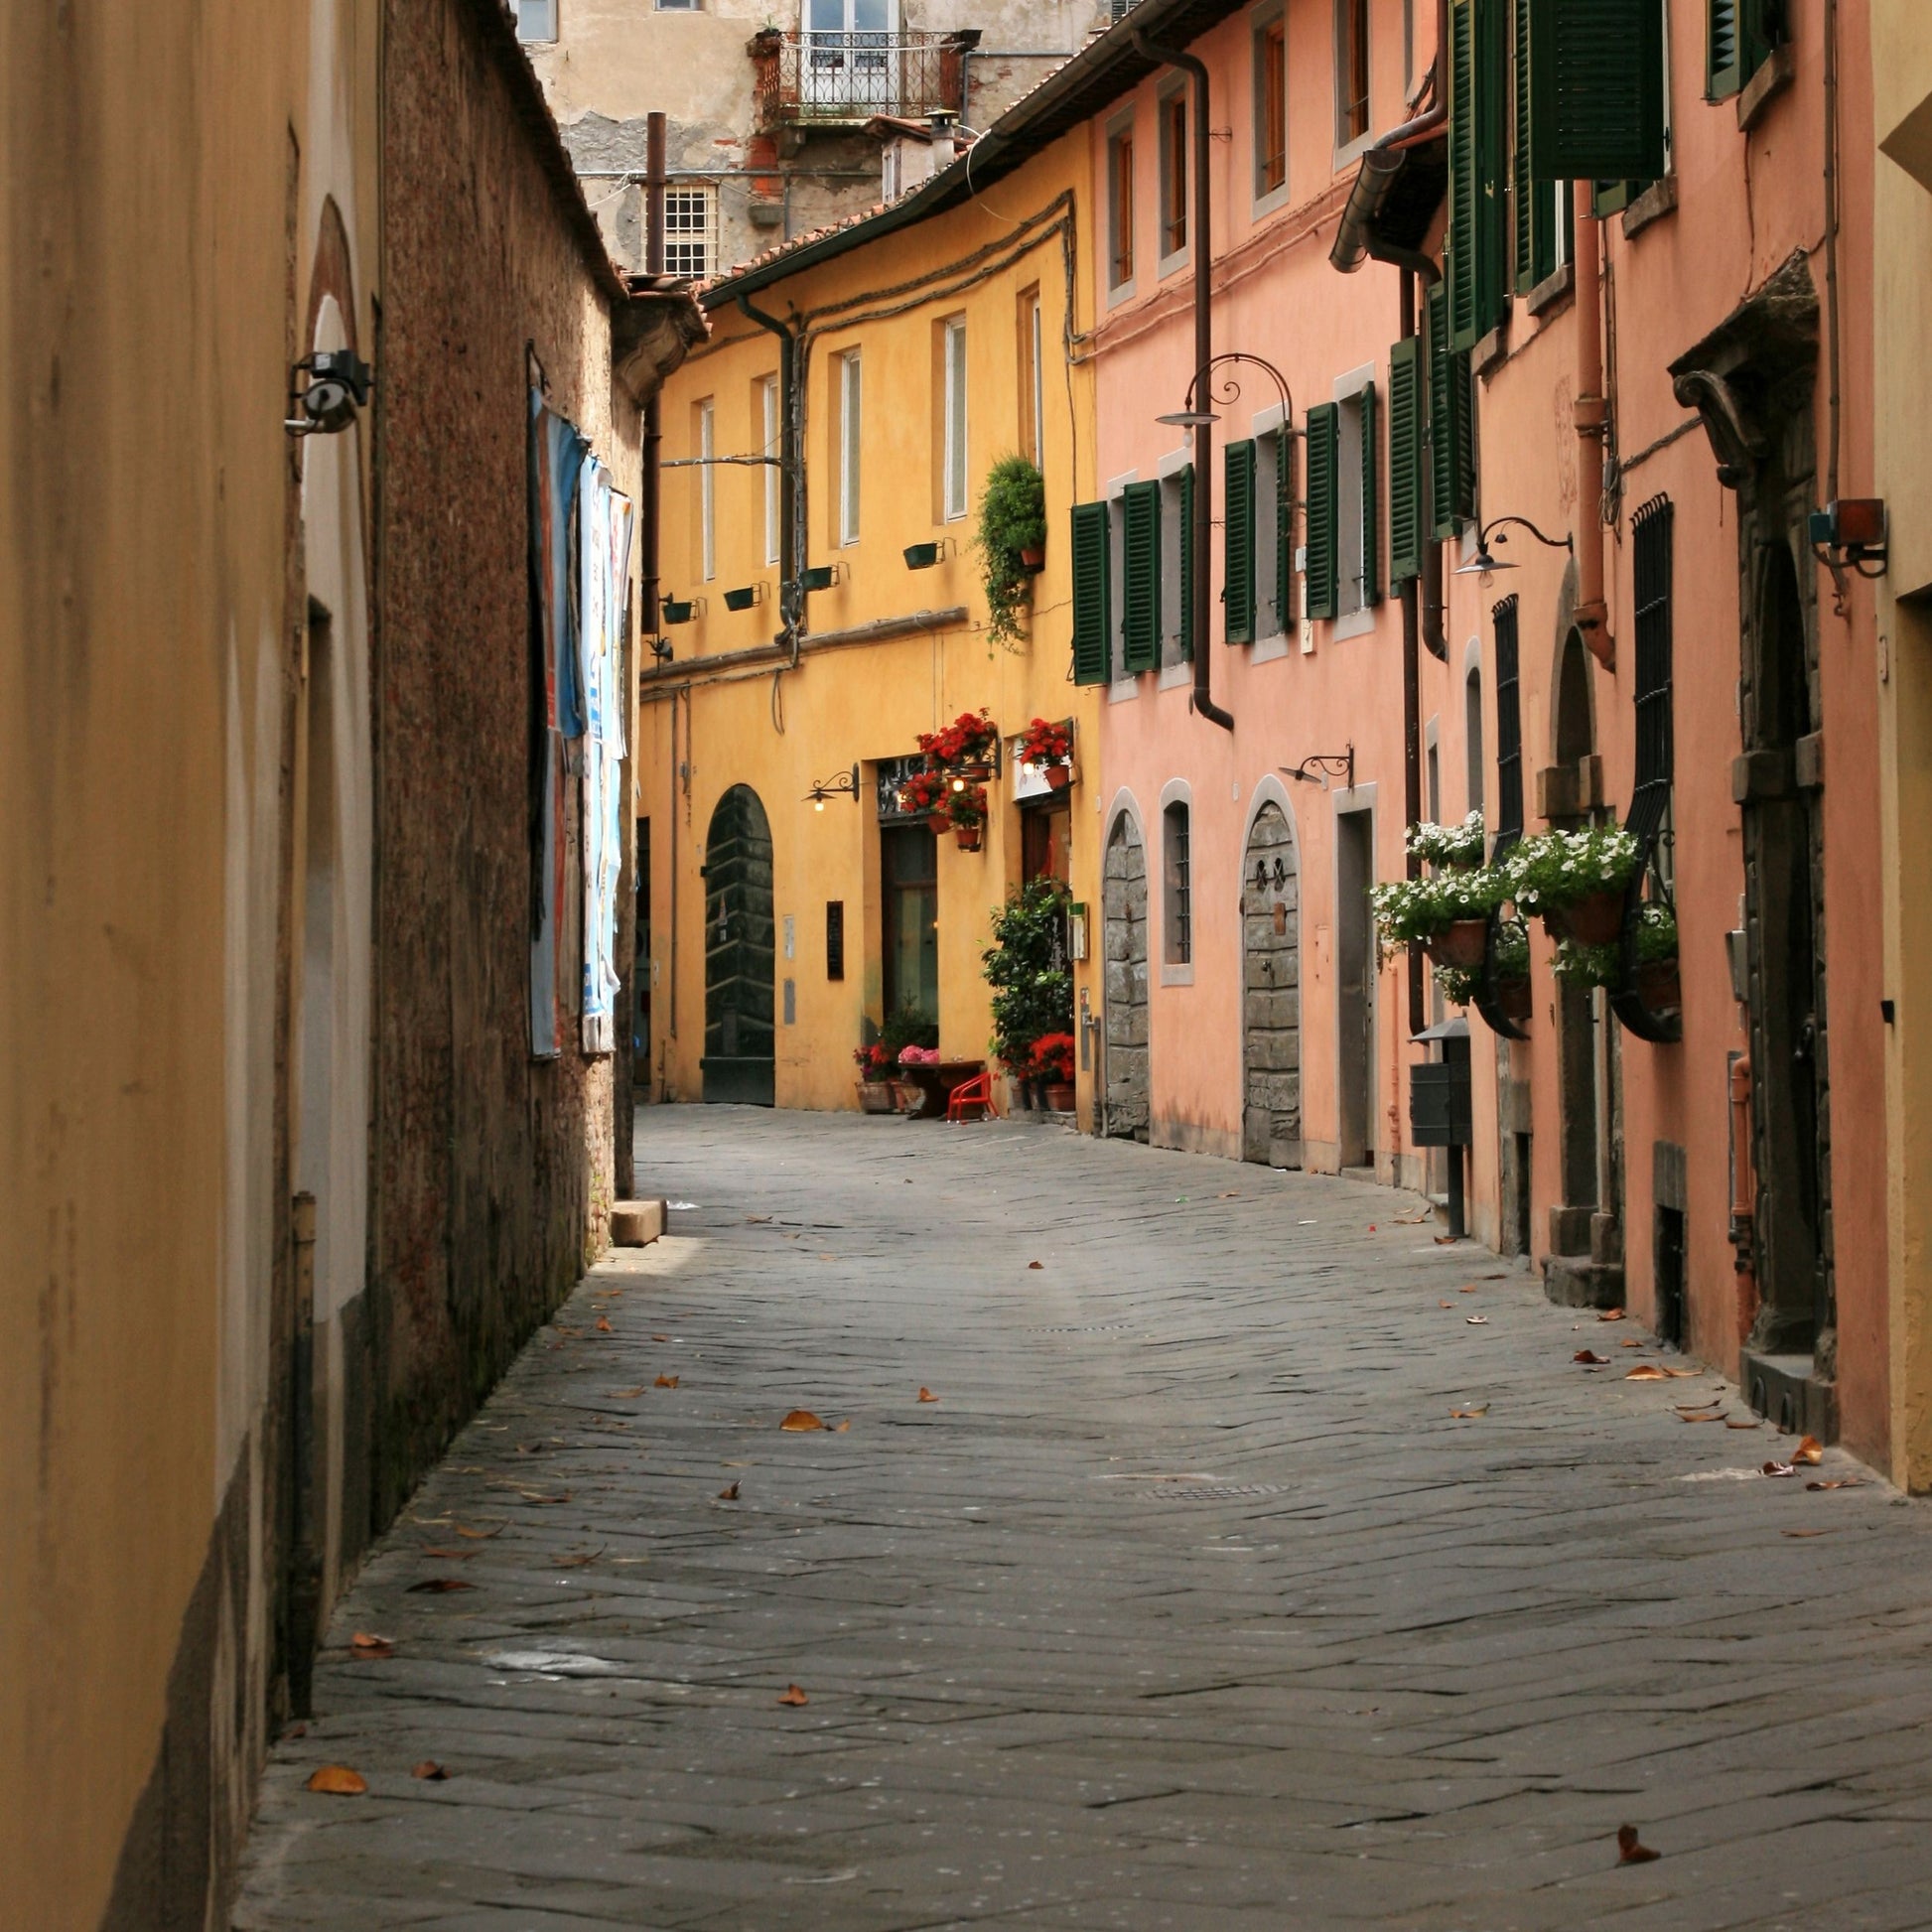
1504,824,1642,944
853,1041,897,1113
973,455,1046,649
1034,1032,1076,1111
1632,901,1680,1014
897,766,951,828
1490,916,1533,1023
983,879,1073,1112
1406,811,1486,870
947,781,989,852
918,709,1000,779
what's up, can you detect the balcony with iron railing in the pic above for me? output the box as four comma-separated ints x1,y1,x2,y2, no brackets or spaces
751,27,976,131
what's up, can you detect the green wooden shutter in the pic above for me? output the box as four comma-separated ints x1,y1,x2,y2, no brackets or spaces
1388,340,1424,584
1121,481,1162,672
1527,0,1665,184
1513,0,1535,293
1359,381,1381,608
1707,0,1778,98
1070,500,1112,685
1449,0,1508,351
1176,464,1196,660
1305,403,1339,621
1223,441,1256,644
1427,284,1474,541
1275,425,1297,633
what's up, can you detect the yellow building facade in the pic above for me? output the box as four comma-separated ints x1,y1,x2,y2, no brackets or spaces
643,126,1103,1120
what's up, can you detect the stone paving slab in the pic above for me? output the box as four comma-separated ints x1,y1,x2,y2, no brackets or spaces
234,1110,1932,1930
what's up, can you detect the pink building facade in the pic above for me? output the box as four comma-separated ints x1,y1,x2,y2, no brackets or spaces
1076,0,1882,1457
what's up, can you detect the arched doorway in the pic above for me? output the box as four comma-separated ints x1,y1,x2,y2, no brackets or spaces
1241,799,1302,1167
1102,813,1150,1140
702,785,775,1105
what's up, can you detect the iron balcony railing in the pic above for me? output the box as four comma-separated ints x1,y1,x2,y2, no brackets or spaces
751,29,971,128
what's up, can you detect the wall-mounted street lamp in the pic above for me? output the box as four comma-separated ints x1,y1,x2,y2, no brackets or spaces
804,764,861,812
284,349,372,438
1453,515,1574,577
1281,744,1355,791
1155,349,1294,429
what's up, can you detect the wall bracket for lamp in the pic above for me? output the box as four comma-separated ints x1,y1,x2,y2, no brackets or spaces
1282,744,1355,791
804,764,861,809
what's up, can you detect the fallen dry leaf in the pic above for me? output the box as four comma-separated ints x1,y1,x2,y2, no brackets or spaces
777,1684,809,1707
1782,1528,1832,1538
1449,1405,1490,1419
412,1761,449,1781
349,1632,395,1660
596,1316,613,1333
1626,1364,1670,1381
718,1481,741,1501
1434,1234,1457,1246
835,1419,851,1432
1459,1286,1477,1295
1575,1349,1608,1365
1621,1338,1645,1348
654,1374,679,1389
1762,1461,1798,1478
1465,1314,1489,1325
1028,1260,1043,1270
1218,1191,1240,1199
1440,1300,1453,1310
1792,1436,1824,1465
613,1386,647,1399
1616,1824,1660,1864
454,1524,503,1540
917,1387,937,1403
780,1410,826,1432
1678,1412,1726,1424
747,1215,770,1223
409,1578,477,1593
1599,1309,1627,1322
652,1333,669,1342
307,1765,367,1796
421,1548,475,1560
553,1549,603,1569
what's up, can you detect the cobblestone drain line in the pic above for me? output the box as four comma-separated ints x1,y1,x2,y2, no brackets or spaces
234,1110,1932,1932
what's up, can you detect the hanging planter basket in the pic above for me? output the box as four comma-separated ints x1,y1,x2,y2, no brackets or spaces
1552,890,1625,946
1634,957,1682,1016
954,824,983,852
1426,919,1490,970
1494,976,1534,1025
1043,761,1072,791
1019,543,1046,574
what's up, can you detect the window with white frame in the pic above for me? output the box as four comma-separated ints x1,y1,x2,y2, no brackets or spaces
1028,294,1044,469
664,188,717,280
838,351,862,546
1254,6,1287,203
759,374,780,566
1335,0,1369,148
941,318,969,522
511,0,558,42
698,398,716,581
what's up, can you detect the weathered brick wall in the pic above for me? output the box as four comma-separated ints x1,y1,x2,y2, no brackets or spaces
373,0,636,1515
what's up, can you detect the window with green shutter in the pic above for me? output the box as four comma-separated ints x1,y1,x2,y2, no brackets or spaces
1449,0,1508,353
1427,284,1476,540
1512,0,1571,292
1275,424,1297,633
1070,500,1112,686
1525,0,1665,185
1358,380,1381,609
1305,403,1339,621
1223,440,1257,644
1708,0,1780,101
1388,339,1424,583
1177,464,1196,660
1121,481,1162,672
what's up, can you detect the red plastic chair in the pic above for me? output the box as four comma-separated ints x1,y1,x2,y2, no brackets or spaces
944,1069,992,1124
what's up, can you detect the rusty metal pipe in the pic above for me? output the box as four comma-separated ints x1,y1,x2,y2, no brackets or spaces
1573,182,1611,665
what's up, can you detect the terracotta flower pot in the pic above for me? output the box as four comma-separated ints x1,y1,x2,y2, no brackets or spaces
925,811,951,832
1020,544,1045,574
958,759,994,782
1426,918,1489,970
1495,976,1533,1025
1635,957,1682,1015
954,823,983,851
1043,761,1072,790
1555,890,1625,946
1045,1081,1076,1113
857,1080,897,1114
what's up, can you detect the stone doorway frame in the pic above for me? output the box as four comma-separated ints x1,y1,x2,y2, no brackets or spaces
1239,777,1304,1168
1100,794,1151,1142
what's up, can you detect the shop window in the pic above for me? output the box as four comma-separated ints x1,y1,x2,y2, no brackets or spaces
882,824,938,1023
1163,800,1192,965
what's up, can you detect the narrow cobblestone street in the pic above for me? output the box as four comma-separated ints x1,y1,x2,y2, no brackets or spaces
236,1111,1932,1931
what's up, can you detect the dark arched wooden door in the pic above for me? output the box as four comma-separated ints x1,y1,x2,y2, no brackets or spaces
703,784,774,1105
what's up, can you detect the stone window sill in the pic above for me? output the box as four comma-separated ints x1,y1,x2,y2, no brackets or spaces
1621,175,1678,239
1473,318,1509,378
1739,43,1795,132
1527,262,1574,318
1159,961,1195,987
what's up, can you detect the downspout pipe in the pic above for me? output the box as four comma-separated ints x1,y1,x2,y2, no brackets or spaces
736,293,802,666
1132,28,1233,733
1400,271,1427,1042
1571,181,1612,666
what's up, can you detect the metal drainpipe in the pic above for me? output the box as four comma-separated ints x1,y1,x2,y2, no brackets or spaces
1132,28,1233,733
1400,271,1426,1042
1573,181,1611,665
641,115,665,634
736,294,802,667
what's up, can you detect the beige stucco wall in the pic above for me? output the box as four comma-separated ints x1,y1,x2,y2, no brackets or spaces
1873,4,1932,1489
